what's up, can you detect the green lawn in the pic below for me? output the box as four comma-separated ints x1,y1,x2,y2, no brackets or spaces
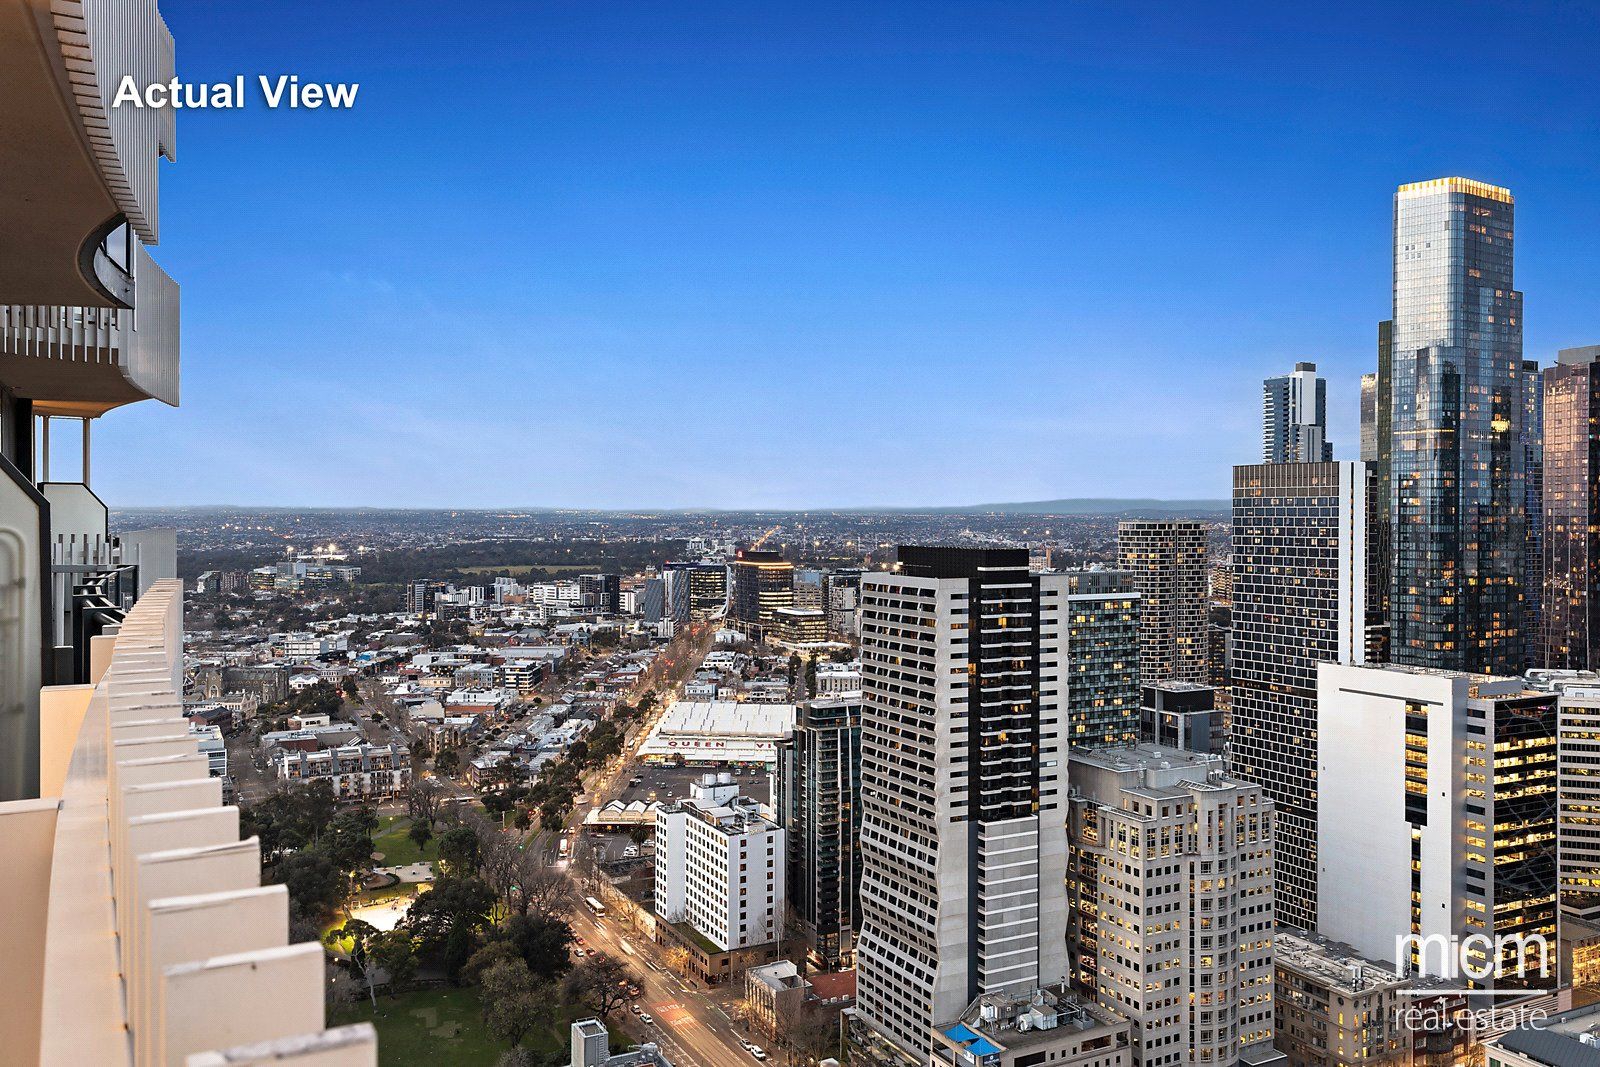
372,815,439,868
334,986,590,1067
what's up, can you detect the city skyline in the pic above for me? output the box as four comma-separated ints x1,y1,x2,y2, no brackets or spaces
83,0,1600,509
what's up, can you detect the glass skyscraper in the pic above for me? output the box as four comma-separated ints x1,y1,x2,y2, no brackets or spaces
1387,177,1525,674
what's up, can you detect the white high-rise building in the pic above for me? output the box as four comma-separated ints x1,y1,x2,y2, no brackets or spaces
1318,663,1558,988
1066,745,1278,1067
655,773,785,952
854,546,1071,1064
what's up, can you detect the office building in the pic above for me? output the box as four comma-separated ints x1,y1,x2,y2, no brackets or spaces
1367,321,1395,658
1117,521,1208,684
1263,362,1333,463
774,606,828,646
663,559,730,622
1272,931,1409,1067
854,546,1071,1063
1542,346,1600,670
1066,745,1278,1067
1060,570,1142,748
0,4,372,1060
1525,359,1545,669
406,579,447,617
729,549,795,640
1139,681,1222,755
1229,461,1368,930
1318,663,1557,988
1553,684,1600,923
655,773,785,954
1359,373,1378,463
1385,177,1525,674
774,696,862,970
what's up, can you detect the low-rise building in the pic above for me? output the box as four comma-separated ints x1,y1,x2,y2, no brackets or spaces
276,742,411,800
930,986,1131,1067
1273,930,1409,1067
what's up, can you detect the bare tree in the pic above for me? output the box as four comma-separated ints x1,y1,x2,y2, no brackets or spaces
509,848,575,921
406,777,446,828
564,953,637,1018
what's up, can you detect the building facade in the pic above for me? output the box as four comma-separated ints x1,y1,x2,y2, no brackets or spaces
1272,931,1409,1067
1317,663,1557,989
774,696,862,970
1542,346,1600,670
1525,359,1545,670
1385,177,1525,675
654,774,785,954
728,549,794,639
1060,570,1142,748
1066,745,1278,1067
275,742,412,801
854,546,1071,1063
1228,461,1369,930
1116,521,1209,685
1263,362,1333,463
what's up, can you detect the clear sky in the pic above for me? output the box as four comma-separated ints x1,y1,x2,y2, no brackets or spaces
95,0,1600,509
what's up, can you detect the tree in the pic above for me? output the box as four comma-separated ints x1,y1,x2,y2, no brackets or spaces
435,748,462,776
483,960,553,1048
509,855,574,923
409,819,434,852
506,913,576,981
269,850,345,918
370,929,417,993
564,952,637,1018
324,919,384,1007
438,824,482,875
404,876,496,980
628,825,650,845
465,939,525,990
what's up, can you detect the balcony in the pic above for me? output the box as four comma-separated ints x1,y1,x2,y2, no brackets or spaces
0,0,174,308
1,241,180,415
0,580,378,1066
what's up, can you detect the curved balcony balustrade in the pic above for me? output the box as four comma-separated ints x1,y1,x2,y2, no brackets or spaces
0,0,175,308
0,242,179,415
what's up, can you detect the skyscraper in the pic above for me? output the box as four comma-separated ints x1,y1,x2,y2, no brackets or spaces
1263,361,1333,462
1386,177,1525,674
1542,347,1600,669
1116,520,1208,684
1525,359,1545,669
1359,372,1379,462
854,547,1070,1063
1059,570,1141,748
1228,460,1369,930
774,695,862,970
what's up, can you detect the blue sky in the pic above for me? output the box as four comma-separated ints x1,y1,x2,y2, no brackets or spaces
97,1,1600,508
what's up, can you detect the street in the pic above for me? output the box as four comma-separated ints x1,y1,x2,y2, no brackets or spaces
568,906,759,1067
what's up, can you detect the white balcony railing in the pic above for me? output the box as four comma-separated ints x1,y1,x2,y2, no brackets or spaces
0,579,377,1066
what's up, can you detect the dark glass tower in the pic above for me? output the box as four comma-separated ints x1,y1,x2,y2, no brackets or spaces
774,696,862,970
1524,358,1545,668
1386,178,1524,674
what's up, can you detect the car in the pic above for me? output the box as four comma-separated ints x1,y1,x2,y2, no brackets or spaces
629,1004,642,1015
574,937,586,946
574,948,587,957
638,1013,654,1026
749,1047,766,1060
623,846,639,858
627,984,642,996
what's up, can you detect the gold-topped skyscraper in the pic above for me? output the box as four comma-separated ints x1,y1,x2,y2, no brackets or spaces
1385,177,1526,673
